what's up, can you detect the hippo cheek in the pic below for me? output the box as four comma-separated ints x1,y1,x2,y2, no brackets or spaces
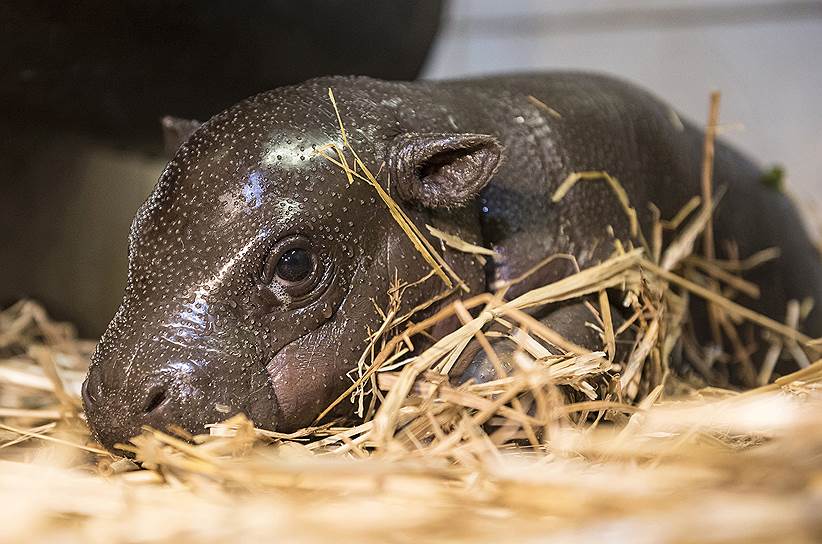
266,335,351,432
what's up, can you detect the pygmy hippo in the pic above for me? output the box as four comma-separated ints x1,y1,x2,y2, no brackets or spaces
82,73,822,451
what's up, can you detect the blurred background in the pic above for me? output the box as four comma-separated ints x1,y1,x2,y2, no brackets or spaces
2,0,820,337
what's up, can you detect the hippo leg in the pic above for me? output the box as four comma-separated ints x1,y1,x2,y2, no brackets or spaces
454,301,623,385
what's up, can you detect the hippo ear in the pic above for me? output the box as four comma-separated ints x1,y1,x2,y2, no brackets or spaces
388,133,503,208
161,116,202,157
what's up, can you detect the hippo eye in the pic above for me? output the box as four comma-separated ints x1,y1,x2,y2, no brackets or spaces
275,249,314,283
261,236,327,301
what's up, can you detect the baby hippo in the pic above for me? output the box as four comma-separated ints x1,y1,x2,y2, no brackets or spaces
82,73,822,451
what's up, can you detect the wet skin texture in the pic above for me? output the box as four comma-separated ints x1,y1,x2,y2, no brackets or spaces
83,73,822,452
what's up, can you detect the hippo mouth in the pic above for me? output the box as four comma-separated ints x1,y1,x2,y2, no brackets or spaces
261,307,354,431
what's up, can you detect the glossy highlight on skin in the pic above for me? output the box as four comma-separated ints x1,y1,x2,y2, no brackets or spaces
83,73,822,453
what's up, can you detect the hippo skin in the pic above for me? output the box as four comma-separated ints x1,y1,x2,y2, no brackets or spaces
82,73,822,451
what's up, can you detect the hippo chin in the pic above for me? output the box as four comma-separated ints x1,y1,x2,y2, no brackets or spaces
83,72,822,452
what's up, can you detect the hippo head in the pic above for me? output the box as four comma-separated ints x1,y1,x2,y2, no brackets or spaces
82,78,502,451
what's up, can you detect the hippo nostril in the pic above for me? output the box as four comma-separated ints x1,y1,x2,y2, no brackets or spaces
81,378,96,407
82,367,103,409
142,386,168,415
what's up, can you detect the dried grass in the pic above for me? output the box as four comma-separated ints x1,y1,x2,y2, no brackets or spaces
2,293,822,543
2,92,822,543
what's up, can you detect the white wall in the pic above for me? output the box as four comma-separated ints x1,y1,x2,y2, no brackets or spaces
423,0,822,232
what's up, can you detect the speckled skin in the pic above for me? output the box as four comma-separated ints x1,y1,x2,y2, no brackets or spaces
83,73,822,451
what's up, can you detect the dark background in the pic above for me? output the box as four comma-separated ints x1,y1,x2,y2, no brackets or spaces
0,1,444,336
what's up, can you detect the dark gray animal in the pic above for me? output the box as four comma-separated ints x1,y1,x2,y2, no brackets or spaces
82,73,822,451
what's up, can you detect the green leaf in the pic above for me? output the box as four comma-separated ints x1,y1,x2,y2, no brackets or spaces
760,165,785,192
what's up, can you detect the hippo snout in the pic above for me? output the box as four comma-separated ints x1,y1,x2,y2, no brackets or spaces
83,330,281,453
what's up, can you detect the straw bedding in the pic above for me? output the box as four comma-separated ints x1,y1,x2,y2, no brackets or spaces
1,92,821,544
